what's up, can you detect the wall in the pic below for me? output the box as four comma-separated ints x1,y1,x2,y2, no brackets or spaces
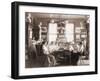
0,0,99,81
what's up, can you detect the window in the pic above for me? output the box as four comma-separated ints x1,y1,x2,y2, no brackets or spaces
48,21,57,43
65,23,74,42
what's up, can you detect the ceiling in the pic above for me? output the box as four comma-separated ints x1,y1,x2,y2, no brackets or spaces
27,12,89,20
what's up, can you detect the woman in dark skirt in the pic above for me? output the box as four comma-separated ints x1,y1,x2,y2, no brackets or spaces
70,44,80,65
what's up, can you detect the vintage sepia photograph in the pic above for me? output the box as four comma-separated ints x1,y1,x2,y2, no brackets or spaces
25,12,90,68
11,2,97,79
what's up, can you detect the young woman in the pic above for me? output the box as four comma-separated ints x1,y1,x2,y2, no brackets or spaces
42,41,56,67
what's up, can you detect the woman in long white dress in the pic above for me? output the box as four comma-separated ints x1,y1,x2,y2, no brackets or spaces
42,41,56,67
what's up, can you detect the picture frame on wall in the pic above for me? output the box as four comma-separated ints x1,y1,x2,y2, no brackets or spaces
11,1,98,79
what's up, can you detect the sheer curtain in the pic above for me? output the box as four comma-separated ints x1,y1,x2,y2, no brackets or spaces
65,23,74,42
48,23,57,43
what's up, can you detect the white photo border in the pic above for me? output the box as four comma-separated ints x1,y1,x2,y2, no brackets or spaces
18,5,96,76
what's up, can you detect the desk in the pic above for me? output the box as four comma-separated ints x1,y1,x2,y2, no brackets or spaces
52,50,80,66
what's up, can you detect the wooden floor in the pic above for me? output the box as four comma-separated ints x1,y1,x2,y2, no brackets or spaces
25,55,89,68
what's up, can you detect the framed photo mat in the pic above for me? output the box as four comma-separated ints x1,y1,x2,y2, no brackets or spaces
11,1,98,79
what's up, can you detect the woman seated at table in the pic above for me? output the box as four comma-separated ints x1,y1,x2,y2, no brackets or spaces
69,42,80,65
42,41,56,67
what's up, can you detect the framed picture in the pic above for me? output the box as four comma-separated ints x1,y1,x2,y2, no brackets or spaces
11,1,98,79
75,27,81,33
76,34,80,40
